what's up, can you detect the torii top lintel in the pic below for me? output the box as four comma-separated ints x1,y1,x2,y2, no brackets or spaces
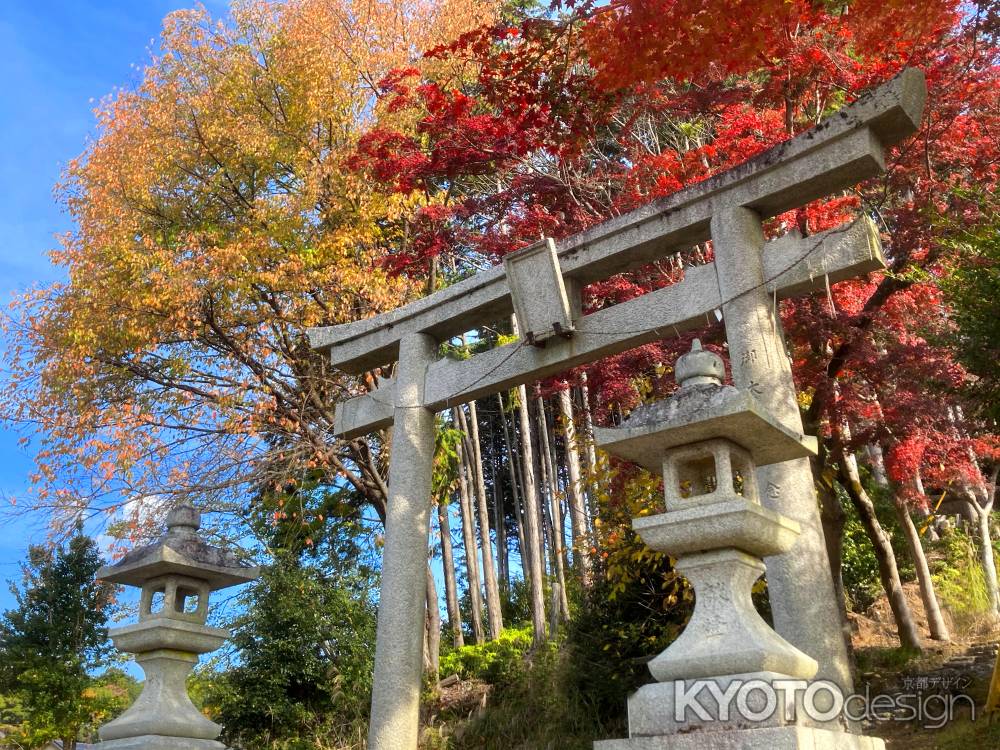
308,68,925,377
309,69,926,440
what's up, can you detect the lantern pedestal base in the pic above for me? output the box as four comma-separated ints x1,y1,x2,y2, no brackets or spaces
595,725,885,750
98,736,226,750
99,647,222,743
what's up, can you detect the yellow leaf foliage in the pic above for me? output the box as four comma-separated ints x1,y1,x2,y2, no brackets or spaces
2,0,495,530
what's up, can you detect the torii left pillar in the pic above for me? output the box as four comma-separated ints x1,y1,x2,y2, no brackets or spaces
367,332,437,750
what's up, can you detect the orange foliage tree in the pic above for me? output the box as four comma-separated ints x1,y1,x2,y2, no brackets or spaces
1,0,494,537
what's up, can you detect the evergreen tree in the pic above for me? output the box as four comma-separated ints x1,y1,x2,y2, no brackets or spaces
199,493,378,750
0,528,115,750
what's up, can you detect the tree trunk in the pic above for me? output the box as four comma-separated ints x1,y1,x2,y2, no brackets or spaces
870,432,948,628
578,372,600,523
558,387,591,586
492,459,509,596
460,401,504,638
425,560,441,681
913,471,940,542
516,382,548,644
498,392,528,579
437,500,464,648
968,479,1000,616
976,501,1000,616
537,392,570,622
578,372,599,474
815,456,848,617
837,452,923,651
866,443,890,489
893,496,950,641
456,438,485,644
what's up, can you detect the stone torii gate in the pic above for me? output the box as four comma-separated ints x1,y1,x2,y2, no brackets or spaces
309,69,926,750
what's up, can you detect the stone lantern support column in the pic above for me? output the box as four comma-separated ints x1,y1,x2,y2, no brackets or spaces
711,207,854,695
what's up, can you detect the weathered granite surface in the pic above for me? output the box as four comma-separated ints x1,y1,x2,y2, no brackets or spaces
366,333,438,750
97,737,225,750
595,726,885,750
97,502,257,748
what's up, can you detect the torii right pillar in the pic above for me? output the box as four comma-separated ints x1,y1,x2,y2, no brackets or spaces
712,207,854,695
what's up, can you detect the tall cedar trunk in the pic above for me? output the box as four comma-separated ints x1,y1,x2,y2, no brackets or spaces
578,373,600,522
546,400,569,561
425,560,441,680
558,387,591,586
437,500,464,647
537,392,570,622
498,392,528,578
456,439,485,643
893,495,950,641
461,401,504,638
491,453,510,595
837,452,923,651
485,408,507,590
534,398,554,575
516,382,548,643
546,398,572,619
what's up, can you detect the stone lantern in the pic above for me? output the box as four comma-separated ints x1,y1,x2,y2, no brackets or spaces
96,502,259,750
594,341,844,747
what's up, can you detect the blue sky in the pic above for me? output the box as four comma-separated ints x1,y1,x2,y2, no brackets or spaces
0,1,489,637
0,0,229,611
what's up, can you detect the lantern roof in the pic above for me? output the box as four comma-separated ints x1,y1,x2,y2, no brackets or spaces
96,502,259,590
594,340,817,471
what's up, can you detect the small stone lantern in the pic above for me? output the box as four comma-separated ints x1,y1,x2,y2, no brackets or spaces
594,341,822,740
96,502,259,750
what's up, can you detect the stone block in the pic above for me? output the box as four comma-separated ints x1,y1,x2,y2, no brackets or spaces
595,725,886,750
627,671,811,736
98,736,226,750
99,651,222,742
110,618,229,655
594,386,817,473
503,237,574,344
633,499,800,558
646,550,818,682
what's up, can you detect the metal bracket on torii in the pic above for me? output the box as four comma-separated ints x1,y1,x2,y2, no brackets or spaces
308,68,926,750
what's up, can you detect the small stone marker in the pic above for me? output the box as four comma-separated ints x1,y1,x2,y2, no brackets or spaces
503,237,575,345
96,502,259,750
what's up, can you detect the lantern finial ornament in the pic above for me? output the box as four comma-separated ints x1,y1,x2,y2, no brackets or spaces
675,339,725,387
164,500,200,538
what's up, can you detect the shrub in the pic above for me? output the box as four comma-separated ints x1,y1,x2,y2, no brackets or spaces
930,528,992,629
439,626,533,687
